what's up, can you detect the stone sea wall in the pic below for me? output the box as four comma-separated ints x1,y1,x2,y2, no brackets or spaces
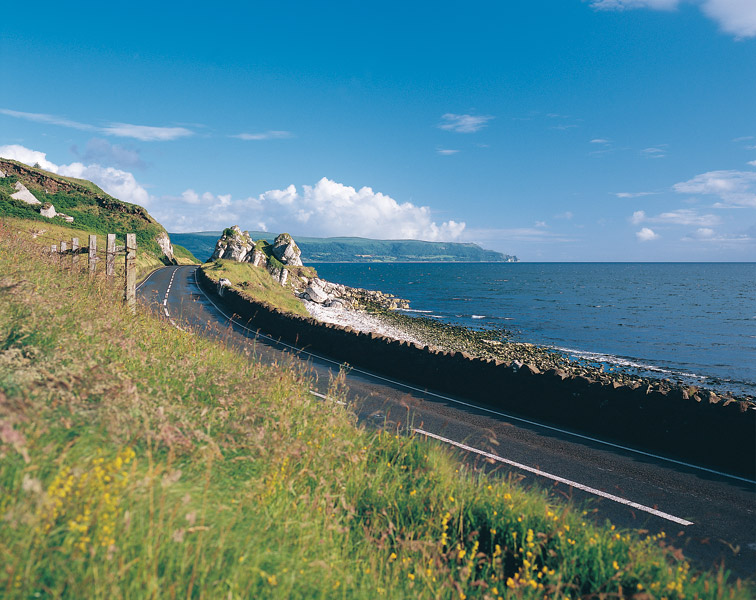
197,268,756,479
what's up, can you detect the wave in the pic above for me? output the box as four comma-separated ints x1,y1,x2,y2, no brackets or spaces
552,346,707,381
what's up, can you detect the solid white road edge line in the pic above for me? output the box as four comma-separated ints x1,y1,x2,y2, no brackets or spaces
185,266,755,486
414,428,695,527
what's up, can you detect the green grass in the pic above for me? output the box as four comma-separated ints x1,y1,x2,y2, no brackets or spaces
0,225,751,599
202,259,311,317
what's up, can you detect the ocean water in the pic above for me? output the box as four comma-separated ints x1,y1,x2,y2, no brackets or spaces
309,262,756,397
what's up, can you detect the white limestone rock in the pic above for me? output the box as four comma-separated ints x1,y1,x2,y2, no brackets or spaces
271,233,303,266
156,231,176,263
11,182,41,205
40,203,57,218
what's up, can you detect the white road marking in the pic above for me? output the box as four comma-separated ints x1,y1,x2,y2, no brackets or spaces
188,267,754,486
309,390,346,405
414,428,695,526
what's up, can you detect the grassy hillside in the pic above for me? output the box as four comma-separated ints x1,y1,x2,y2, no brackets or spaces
171,230,518,263
202,259,312,317
0,223,749,598
0,158,192,262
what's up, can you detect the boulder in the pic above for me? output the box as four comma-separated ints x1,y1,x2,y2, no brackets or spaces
11,182,41,205
271,233,303,266
305,283,329,304
40,203,57,218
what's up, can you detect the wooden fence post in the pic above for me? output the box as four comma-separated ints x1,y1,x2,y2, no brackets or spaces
71,238,79,269
125,233,136,310
106,234,116,276
59,241,67,267
88,235,97,274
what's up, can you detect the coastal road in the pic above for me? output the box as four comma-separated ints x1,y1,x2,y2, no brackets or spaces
138,265,756,578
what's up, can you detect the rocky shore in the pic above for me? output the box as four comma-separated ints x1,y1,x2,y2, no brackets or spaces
303,291,755,407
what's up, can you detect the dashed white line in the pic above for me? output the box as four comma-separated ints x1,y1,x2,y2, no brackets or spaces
414,428,695,526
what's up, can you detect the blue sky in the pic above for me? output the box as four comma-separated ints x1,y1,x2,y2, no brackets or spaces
1,0,755,260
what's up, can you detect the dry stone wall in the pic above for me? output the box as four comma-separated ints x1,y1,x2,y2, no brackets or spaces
197,268,756,479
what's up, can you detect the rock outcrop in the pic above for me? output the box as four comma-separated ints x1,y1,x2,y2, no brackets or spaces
271,233,303,266
156,231,176,263
211,227,304,286
211,226,255,262
11,182,41,205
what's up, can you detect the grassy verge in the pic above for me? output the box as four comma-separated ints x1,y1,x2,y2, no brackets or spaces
0,225,750,598
202,259,311,317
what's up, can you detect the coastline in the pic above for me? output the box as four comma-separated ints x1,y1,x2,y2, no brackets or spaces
304,297,755,405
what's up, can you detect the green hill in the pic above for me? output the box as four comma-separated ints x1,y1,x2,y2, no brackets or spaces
171,230,518,263
0,158,198,271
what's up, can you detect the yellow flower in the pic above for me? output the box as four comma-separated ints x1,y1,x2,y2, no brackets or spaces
389,552,397,561
407,573,415,580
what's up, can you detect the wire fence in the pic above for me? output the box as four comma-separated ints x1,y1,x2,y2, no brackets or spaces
44,232,138,310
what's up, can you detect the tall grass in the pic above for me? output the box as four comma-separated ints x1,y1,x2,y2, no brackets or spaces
0,225,750,598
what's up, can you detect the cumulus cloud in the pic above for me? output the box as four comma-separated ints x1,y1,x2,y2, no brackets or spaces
232,131,293,140
438,113,494,133
700,0,756,38
257,178,466,240
673,169,756,207
631,208,721,226
0,144,151,207
587,0,756,38
1,107,194,141
0,144,59,171
636,227,660,241
155,178,466,240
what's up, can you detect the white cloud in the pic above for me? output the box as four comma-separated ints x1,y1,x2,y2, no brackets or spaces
100,123,193,141
437,148,459,155
555,211,574,220
438,113,494,133
155,178,466,240
694,227,715,238
636,227,660,241
535,221,548,228
233,131,293,140
673,169,756,207
748,160,756,166
461,227,577,244
587,0,756,38
631,210,646,224
631,208,721,226
641,146,667,158
590,138,611,144
700,0,756,39
0,144,59,171
615,191,655,198
1,107,194,141
0,144,151,207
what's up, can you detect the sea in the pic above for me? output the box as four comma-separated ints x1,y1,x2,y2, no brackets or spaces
309,262,756,398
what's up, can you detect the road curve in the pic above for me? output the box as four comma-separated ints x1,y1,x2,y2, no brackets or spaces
138,265,756,578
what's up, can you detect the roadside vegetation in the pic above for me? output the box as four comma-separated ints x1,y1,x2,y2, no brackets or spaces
2,216,198,281
0,225,751,598
202,258,313,317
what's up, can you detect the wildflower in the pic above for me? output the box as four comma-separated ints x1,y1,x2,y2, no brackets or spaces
389,552,397,561
408,573,415,580
613,560,620,570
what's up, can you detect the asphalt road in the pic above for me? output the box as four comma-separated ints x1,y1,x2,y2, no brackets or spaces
138,265,756,578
